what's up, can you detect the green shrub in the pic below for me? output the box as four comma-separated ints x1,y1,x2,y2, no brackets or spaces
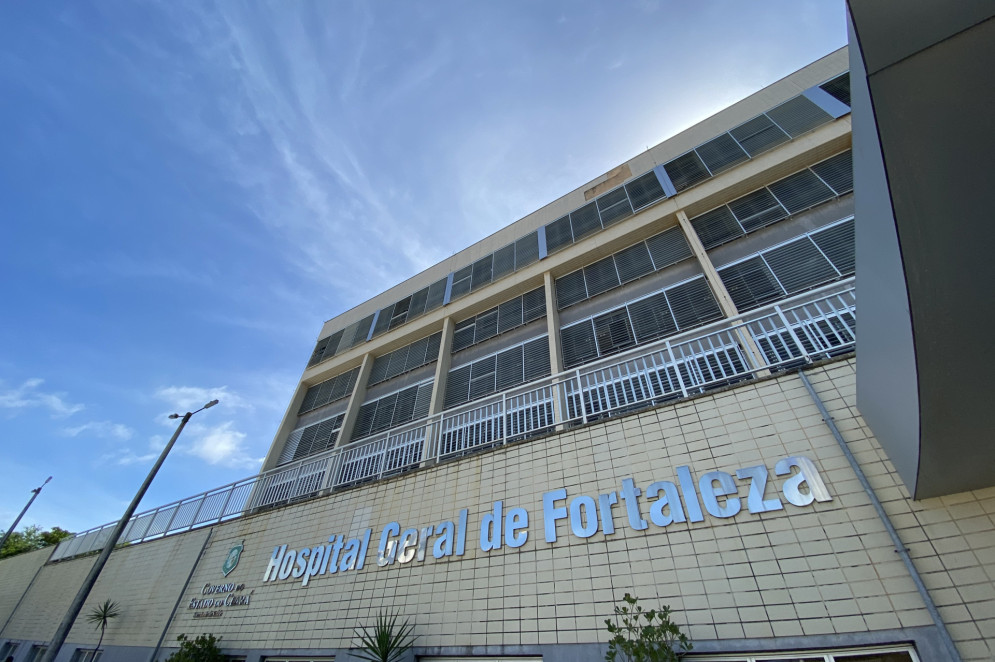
605,593,691,662
164,634,226,662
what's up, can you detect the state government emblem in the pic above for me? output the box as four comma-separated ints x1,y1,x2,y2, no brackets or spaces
223,541,244,576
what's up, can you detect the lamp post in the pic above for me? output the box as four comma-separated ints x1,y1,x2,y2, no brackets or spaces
40,399,219,662
0,476,52,553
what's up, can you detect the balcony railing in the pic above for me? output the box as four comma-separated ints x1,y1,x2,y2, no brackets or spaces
50,278,855,563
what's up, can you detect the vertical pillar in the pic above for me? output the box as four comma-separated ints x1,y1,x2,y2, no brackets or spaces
543,271,570,429
676,209,769,373
544,271,564,375
336,353,375,445
428,316,455,415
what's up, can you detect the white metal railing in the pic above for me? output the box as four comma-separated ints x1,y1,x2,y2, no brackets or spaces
50,279,856,562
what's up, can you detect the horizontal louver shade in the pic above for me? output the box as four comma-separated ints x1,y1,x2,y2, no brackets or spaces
368,332,442,386
625,170,666,210
371,393,398,432
665,278,722,329
444,365,472,409
614,242,655,284
523,337,551,382
596,187,633,227
664,151,712,192
492,243,516,281
471,256,493,292
562,321,598,369
371,306,393,337
544,216,573,254
812,219,855,275
556,270,588,309
730,114,789,157
696,133,749,175
425,277,448,312
584,256,621,298
450,265,472,301
474,308,499,344
627,291,677,344
498,297,524,334
766,96,832,138
523,287,546,323
413,383,432,420
594,309,636,356
495,345,525,391
691,206,744,249
354,401,378,439
763,237,838,294
820,72,851,107
392,386,418,426
718,256,784,311
728,188,787,232
570,202,602,241
299,367,360,414
385,345,410,380
515,231,540,269
468,356,497,401
810,150,853,195
768,169,834,214
451,288,546,354
408,287,429,321
286,413,344,464
646,227,692,268
388,297,410,330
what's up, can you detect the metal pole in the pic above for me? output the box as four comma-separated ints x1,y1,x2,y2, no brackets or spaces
0,476,52,553
40,400,217,662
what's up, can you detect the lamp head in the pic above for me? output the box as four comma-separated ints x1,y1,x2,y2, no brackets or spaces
168,413,181,419
204,399,219,409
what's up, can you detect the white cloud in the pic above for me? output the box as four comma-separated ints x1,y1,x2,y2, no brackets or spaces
63,420,134,441
155,385,246,413
0,378,84,418
181,421,263,470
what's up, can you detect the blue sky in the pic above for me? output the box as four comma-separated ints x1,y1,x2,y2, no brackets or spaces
0,1,846,535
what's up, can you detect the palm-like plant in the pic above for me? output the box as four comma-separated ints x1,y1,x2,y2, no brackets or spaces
84,599,120,654
353,610,417,662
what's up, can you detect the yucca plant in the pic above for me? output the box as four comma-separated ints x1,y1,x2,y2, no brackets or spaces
353,610,417,662
85,599,121,655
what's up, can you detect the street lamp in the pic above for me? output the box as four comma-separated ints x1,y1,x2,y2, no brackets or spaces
0,476,53,553
40,399,219,662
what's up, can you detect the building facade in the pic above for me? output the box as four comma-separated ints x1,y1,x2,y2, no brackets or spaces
1,44,993,662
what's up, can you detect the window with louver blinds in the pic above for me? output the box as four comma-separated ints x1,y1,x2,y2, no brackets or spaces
596,187,633,227
695,133,749,176
449,265,473,301
299,367,360,415
280,413,345,465
570,202,602,241
451,287,547,353
555,226,693,310
352,381,433,441
664,151,712,192
730,114,790,157
625,170,667,210
820,72,851,107
766,96,833,138
690,150,853,249
544,216,574,254
515,231,540,269
717,217,854,311
368,332,442,387
559,276,722,368
492,243,516,281
444,336,551,408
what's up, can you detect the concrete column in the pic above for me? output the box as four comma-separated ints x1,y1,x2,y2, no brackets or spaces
543,271,564,375
336,353,375,445
428,316,455,415
676,209,769,373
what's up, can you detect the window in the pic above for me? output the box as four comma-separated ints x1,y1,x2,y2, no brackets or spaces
444,337,551,408
280,413,345,465
689,646,917,662
0,643,20,660
368,332,442,386
299,367,360,414
352,381,433,440
70,650,102,662
451,288,546,353
560,275,722,369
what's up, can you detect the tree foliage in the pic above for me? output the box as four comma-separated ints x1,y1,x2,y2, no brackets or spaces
353,610,417,662
0,525,73,559
164,634,226,662
605,593,692,662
